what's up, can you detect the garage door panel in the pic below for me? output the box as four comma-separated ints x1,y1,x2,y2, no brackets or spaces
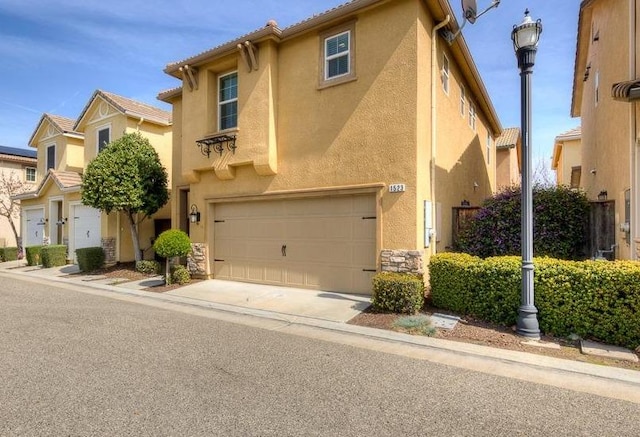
214,194,377,294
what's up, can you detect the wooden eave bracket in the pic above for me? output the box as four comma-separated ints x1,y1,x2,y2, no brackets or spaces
238,41,259,73
179,64,199,91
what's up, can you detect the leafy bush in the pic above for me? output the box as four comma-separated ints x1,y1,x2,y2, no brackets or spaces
153,229,192,284
170,265,191,285
25,245,43,266
456,185,589,260
429,253,640,349
0,247,18,262
135,260,160,275
41,245,67,268
76,247,105,272
371,272,424,314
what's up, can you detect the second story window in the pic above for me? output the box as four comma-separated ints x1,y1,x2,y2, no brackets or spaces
486,132,491,165
469,100,476,131
460,85,466,116
25,167,36,183
98,127,110,153
442,53,450,94
325,31,351,80
46,145,55,171
219,71,238,131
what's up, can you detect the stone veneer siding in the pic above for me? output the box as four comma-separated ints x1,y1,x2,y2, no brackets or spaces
188,242,208,277
101,237,116,265
380,249,424,274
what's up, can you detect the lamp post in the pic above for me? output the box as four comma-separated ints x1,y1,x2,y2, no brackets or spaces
512,9,542,339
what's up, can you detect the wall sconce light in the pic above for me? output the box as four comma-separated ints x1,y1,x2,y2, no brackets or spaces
597,190,608,201
196,134,237,158
189,204,201,224
461,199,470,206
56,218,68,226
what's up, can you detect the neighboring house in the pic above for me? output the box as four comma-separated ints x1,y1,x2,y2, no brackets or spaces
551,126,582,188
16,90,172,263
495,127,521,189
159,0,502,294
572,0,636,259
0,145,37,248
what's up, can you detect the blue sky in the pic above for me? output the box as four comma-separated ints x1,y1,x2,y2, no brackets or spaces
0,0,580,168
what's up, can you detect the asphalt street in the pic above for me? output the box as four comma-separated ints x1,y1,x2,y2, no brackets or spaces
1,277,639,436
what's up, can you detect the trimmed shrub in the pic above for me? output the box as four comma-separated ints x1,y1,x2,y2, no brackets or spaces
153,229,192,284
0,247,18,262
429,253,640,349
135,260,161,275
170,265,191,285
25,245,43,266
371,272,424,314
76,247,105,272
456,185,589,260
41,245,67,268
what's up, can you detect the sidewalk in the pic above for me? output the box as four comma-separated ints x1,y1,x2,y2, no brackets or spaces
2,260,639,403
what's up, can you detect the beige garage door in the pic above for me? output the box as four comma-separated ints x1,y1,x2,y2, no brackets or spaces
213,194,377,294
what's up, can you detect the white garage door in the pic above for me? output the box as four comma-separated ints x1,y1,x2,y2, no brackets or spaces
72,205,102,262
213,194,377,294
24,208,45,247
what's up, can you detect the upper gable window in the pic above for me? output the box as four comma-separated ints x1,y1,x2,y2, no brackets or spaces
97,126,110,153
25,167,36,183
219,71,238,131
46,145,55,170
442,53,450,95
319,22,356,88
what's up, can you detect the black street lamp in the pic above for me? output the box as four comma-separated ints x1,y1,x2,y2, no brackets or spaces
512,9,542,339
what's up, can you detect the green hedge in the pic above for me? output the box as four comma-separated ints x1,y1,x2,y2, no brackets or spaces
41,245,67,268
76,247,105,272
0,247,18,262
170,265,191,285
371,272,424,314
135,260,161,275
25,245,43,266
429,253,640,349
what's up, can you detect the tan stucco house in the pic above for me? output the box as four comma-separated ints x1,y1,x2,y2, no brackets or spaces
551,126,582,188
159,0,502,294
495,127,521,189
16,91,172,263
0,145,37,248
572,0,639,259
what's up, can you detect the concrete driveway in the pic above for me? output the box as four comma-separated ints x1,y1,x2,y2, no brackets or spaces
166,279,371,323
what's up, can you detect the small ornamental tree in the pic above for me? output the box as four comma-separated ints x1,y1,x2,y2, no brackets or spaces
81,132,169,262
457,185,590,260
153,229,192,284
0,170,33,251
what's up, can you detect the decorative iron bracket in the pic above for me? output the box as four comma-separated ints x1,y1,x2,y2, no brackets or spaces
196,134,237,158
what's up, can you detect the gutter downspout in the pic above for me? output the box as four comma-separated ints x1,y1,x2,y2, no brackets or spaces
431,15,451,255
631,0,638,259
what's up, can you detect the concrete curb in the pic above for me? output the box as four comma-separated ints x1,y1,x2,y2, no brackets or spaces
2,264,639,398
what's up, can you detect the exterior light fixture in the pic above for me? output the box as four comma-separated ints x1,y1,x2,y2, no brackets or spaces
56,218,68,226
196,134,237,158
597,190,608,201
189,204,201,224
512,9,542,339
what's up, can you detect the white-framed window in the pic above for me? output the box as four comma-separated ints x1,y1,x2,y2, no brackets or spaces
25,167,36,183
469,100,476,131
319,22,356,88
97,126,110,153
46,144,55,170
218,71,238,131
595,70,600,106
486,132,491,164
460,85,466,116
442,53,450,94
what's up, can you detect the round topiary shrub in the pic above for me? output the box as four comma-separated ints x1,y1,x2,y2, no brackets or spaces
153,229,192,284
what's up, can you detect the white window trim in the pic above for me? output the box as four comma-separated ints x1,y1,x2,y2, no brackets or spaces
324,30,351,80
460,85,466,116
469,100,476,131
218,70,238,132
25,166,36,183
486,133,491,165
96,123,111,154
442,53,450,95
318,21,357,89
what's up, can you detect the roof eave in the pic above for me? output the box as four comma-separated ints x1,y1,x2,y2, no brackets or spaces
571,1,595,117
